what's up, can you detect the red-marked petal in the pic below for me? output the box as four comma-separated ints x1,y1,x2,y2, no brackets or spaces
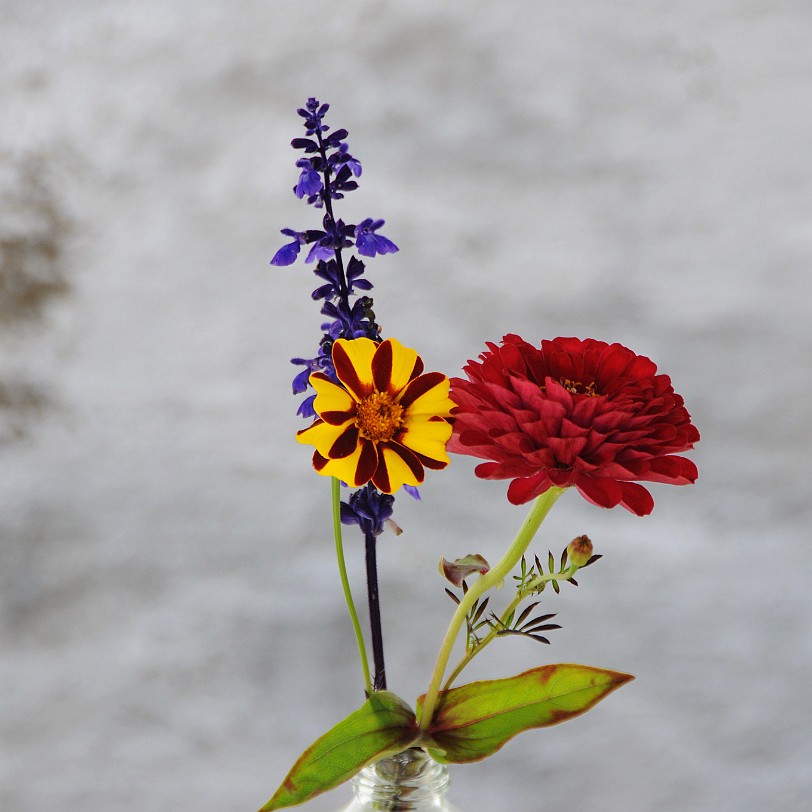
398,372,450,410
400,413,452,463
354,440,378,486
371,338,394,392
311,372,355,415
297,418,346,457
319,409,356,426
373,443,425,493
370,445,391,493
378,338,422,393
328,424,360,459
332,338,375,400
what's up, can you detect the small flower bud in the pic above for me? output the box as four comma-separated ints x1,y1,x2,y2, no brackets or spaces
566,535,594,567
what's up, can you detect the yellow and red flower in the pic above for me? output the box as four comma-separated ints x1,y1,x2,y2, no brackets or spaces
297,337,455,493
448,335,700,516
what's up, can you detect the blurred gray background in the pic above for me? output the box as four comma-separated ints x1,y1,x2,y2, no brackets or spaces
1,2,810,811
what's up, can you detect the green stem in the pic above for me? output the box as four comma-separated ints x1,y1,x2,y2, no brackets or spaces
331,477,372,695
418,487,565,730
441,595,522,693
441,562,579,692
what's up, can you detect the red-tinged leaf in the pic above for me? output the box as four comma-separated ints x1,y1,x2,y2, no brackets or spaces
471,597,490,625
514,601,540,628
416,664,634,764
521,621,561,634
259,691,419,810
439,554,491,587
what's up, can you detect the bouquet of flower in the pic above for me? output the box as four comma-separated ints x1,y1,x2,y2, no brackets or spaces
260,99,699,811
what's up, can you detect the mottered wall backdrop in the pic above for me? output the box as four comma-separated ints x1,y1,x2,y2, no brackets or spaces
1,2,810,811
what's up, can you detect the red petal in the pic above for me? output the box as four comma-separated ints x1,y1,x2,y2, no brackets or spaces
474,461,502,478
547,466,575,487
507,472,552,505
575,476,623,509
617,482,655,516
647,455,698,485
595,343,635,383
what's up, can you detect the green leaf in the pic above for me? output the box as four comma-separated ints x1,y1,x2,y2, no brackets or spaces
259,691,419,811
417,664,634,764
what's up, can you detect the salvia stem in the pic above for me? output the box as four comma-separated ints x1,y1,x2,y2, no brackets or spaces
364,530,387,691
418,487,565,730
315,130,350,300
332,477,372,695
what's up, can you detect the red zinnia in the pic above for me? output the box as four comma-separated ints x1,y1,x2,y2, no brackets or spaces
448,335,699,516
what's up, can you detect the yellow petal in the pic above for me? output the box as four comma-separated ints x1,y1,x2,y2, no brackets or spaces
311,374,355,415
401,416,453,463
333,338,377,400
380,445,424,492
382,338,420,392
404,378,456,418
315,444,366,486
296,419,347,457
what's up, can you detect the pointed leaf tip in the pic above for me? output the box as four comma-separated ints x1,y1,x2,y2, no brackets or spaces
417,664,634,764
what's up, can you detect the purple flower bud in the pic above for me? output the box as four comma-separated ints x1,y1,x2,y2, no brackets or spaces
341,485,396,536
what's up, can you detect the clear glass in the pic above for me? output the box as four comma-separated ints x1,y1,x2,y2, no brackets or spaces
337,748,461,811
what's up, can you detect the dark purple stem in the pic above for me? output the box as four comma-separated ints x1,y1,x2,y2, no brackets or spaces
314,129,350,303
365,530,387,691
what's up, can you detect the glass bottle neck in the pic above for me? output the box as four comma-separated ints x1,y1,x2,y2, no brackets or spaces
351,747,451,810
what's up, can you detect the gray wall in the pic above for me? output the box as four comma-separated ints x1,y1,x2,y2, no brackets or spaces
2,2,810,811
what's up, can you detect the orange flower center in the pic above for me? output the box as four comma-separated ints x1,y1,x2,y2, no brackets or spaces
559,378,598,397
356,391,404,442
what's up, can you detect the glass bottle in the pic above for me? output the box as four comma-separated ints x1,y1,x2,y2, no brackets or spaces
338,747,461,811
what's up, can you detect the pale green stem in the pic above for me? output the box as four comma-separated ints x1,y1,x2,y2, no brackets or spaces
441,562,580,692
418,487,565,730
331,477,372,695
522,564,579,596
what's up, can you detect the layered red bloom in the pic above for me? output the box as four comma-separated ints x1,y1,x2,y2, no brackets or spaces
448,335,699,516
